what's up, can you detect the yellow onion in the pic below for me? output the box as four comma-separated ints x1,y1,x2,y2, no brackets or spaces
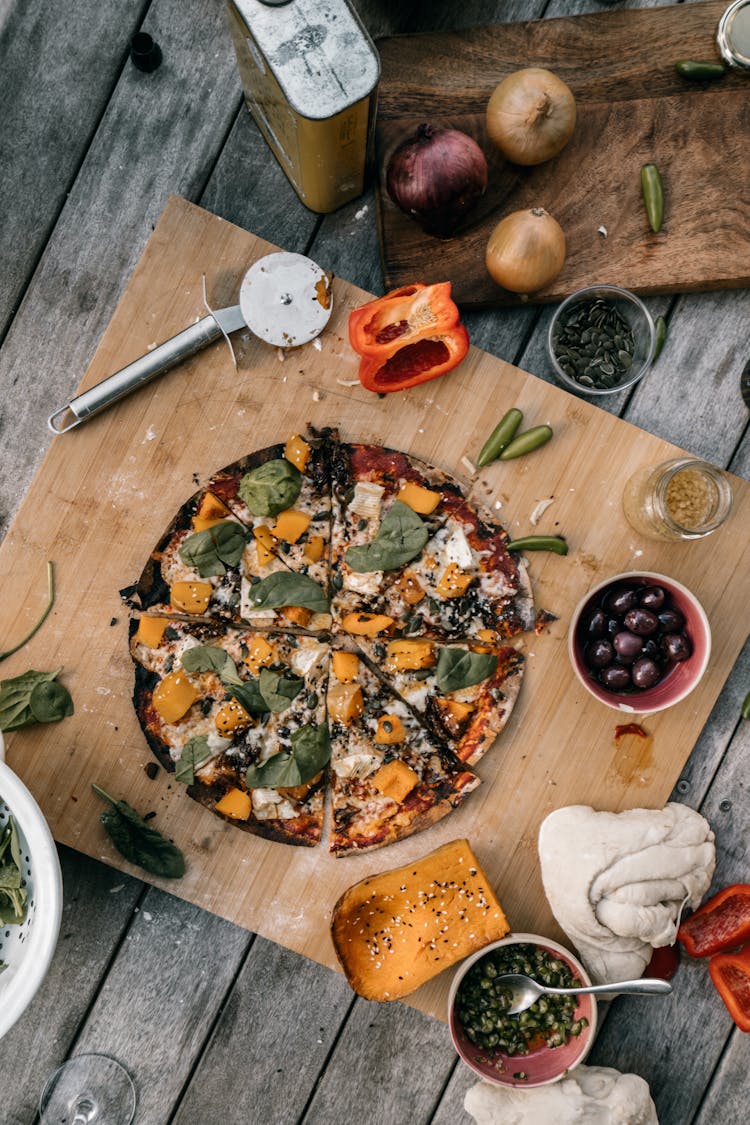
486,208,566,294
487,68,576,166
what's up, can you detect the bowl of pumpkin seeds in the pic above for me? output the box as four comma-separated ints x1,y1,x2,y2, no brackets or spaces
548,284,656,396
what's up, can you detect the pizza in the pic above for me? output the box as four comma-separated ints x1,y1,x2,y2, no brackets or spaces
125,429,532,855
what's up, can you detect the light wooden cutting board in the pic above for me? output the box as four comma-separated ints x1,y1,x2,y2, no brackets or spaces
1,196,748,1021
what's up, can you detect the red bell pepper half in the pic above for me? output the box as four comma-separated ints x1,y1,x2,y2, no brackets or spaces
678,884,750,957
708,945,750,1032
348,282,469,393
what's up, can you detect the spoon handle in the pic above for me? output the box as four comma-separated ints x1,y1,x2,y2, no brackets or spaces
551,977,672,998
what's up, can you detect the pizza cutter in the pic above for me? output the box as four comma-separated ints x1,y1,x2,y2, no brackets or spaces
47,251,333,434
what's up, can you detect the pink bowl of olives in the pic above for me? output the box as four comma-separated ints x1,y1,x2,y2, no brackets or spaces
568,572,711,713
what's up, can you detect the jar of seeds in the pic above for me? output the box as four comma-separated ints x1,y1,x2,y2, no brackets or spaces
548,285,656,396
622,458,733,541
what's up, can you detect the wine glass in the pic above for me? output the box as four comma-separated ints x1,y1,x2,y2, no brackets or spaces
38,1053,136,1124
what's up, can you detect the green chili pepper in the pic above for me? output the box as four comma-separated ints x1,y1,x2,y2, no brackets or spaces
505,535,568,555
498,424,553,461
477,408,523,467
653,315,667,361
742,691,750,721
675,60,727,81
641,164,664,234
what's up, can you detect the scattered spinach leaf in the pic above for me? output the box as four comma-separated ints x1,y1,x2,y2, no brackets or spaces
435,648,498,693
249,571,328,614
259,668,303,713
92,784,185,879
238,459,302,517
179,521,247,578
180,645,243,686
0,668,73,731
175,735,215,785
0,562,55,663
245,722,330,789
345,501,428,573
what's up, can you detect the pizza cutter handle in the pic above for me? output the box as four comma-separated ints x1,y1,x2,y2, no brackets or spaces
47,315,223,434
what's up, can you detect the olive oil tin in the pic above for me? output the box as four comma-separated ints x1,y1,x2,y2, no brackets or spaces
226,0,380,214
717,0,750,69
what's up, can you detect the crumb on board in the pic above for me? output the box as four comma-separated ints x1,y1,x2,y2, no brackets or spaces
535,608,558,635
336,377,360,387
529,497,554,525
461,455,477,476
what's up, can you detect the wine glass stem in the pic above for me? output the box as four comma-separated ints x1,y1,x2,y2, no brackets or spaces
71,1098,97,1124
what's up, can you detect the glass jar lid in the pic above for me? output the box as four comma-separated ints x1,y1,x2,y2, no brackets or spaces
717,0,750,70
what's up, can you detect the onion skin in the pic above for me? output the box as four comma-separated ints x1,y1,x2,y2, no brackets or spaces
485,208,566,294
386,123,488,239
487,68,576,166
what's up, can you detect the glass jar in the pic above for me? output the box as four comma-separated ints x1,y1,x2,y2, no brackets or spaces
717,0,750,70
622,458,733,541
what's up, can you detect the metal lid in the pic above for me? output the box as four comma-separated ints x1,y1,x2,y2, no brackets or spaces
234,0,379,118
717,0,750,69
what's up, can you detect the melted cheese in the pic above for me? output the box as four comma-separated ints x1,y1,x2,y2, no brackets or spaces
251,788,298,820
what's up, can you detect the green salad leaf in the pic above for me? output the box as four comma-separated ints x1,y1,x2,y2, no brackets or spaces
238,459,302,517
92,785,185,879
345,501,429,573
435,648,498,693
0,817,28,925
0,667,73,731
248,572,328,614
245,722,330,789
174,735,215,785
179,521,247,578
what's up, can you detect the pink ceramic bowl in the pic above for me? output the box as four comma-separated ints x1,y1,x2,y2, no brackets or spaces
448,934,597,1089
568,571,711,715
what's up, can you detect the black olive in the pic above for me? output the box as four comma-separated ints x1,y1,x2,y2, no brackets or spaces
640,586,666,611
601,665,631,690
613,630,644,662
606,617,621,638
603,586,640,615
632,657,661,688
583,609,607,639
641,638,662,661
585,639,614,669
624,608,659,636
658,608,685,632
661,632,693,662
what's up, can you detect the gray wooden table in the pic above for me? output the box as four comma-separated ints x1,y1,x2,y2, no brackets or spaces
1,1,749,1121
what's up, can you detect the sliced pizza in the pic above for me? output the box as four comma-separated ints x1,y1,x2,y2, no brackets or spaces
330,443,533,642
327,644,480,856
353,636,525,766
124,432,333,631
130,617,330,846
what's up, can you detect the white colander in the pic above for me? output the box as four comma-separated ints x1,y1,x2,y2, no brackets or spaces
0,729,63,1039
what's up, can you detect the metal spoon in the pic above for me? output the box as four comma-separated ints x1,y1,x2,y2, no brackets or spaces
495,973,673,1014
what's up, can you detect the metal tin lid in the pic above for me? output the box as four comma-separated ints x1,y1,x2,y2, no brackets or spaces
717,0,750,69
234,0,380,119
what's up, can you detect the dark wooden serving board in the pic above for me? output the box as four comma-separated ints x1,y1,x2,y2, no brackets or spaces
375,1,750,306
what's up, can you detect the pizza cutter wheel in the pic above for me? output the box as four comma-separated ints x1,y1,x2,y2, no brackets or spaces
48,252,333,434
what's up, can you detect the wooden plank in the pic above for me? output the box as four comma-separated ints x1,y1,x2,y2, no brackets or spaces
173,937,353,1125
1,197,749,1028
0,0,145,338
0,847,142,1125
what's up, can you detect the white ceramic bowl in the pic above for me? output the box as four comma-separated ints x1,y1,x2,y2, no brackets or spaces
0,730,63,1039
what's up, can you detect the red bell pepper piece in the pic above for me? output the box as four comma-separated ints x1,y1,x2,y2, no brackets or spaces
678,884,750,957
708,945,750,1032
348,282,469,393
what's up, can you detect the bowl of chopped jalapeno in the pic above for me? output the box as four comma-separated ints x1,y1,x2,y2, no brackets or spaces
448,934,597,1087
548,284,656,396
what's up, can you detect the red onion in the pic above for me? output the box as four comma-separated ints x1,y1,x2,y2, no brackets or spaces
385,123,488,239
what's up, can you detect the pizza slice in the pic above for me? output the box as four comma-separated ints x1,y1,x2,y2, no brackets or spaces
124,431,333,631
327,644,479,856
330,442,533,642
130,617,330,846
352,636,525,766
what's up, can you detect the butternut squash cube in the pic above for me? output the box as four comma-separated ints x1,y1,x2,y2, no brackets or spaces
135,616,169,648
215,787,252,820
215,698,253,736
371,760,419,803
277,605,313,627
477,628,496,643
192,492,233,532
244,635,276,674
253,525,279,567
386,639,435,671
374,714,406,745
397,481,441,515
342,612,394,636
328,682,364,725
392,569,425,606
170,581,213,615
272,509,311,544
152,671,198,724
435,698,475,737
332,651,359,683
435,563,473,599
304,535,325,563
284,433,311,472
